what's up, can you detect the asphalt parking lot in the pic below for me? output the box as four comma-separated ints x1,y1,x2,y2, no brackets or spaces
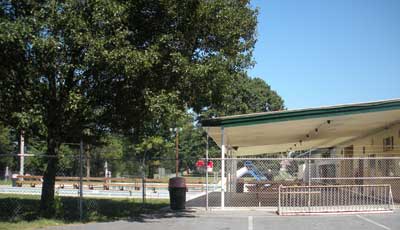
49,209,400,230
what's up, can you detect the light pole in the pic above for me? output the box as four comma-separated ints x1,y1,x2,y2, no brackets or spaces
170,128,182,177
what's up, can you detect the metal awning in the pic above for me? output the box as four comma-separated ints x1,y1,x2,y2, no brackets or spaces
201,99,400,156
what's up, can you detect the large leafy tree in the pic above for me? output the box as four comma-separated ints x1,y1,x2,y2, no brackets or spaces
94,0,262,175
98,0,259,135
0,0,284,217
0,0,132,216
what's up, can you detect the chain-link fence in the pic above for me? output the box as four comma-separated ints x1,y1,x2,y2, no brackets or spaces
3,145,400,218
198,156,400,214
0,143,207,222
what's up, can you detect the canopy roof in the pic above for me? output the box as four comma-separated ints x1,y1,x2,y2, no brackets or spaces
201,99,400,156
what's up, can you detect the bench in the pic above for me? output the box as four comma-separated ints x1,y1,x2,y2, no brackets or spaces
55,176,106,190
103,178,139,190
15,175,110,190
16,175,42,187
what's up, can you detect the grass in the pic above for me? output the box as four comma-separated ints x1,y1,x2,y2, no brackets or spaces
0,219,67,230
0,180,11,186
0,194,169,230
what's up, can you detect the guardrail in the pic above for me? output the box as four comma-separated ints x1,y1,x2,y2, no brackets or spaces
278,184,395,215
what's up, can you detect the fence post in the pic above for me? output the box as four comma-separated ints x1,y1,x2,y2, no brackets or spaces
142,157,146,206
142,176,145,205
79,139,84,221
308,150,312,212
220,127,225,209
205,131,209,211
278,185,282,215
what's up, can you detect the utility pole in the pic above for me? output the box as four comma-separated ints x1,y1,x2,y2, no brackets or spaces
104,161,108,178
19,130,25,176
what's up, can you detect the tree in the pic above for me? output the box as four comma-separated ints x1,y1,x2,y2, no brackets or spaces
201,75,285,117
0,0,131,216
0,0,283,217
92,0,261,173
98,0,259,135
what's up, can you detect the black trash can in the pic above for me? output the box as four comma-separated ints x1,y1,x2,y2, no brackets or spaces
168,177,187,210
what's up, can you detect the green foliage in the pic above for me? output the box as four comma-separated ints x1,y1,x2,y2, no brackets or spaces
202,75,285,118
53,192,64,218
0,0,285,214
0,123,12,154
86,135,125,177
0,122,16,172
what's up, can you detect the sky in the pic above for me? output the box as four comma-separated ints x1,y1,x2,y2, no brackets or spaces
249,0,400,109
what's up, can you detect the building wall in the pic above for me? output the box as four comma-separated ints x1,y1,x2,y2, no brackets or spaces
335,123,400,157
331,124,400,201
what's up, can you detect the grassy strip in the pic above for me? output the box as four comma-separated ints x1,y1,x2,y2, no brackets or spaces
0,219,67,230
0,180,11,185
0,194,169,229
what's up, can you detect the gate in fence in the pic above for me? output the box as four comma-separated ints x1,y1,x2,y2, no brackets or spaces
278,184,395,215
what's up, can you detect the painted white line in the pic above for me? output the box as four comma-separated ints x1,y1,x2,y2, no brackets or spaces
248,216,253,230
357,215,391,230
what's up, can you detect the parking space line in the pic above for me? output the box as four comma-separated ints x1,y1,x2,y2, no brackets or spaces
248,216,253,230
357,215,391,230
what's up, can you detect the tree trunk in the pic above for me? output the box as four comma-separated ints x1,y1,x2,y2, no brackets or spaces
40,75,60,218
40,136,59,218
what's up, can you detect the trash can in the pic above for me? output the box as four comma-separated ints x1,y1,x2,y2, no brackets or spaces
11,174,18,187
236,179,244,193
168,177,187,210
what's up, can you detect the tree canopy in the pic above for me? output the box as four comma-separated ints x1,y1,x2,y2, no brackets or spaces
0,0,284,217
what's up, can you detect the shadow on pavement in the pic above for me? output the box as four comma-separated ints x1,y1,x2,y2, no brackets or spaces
127,208,198,223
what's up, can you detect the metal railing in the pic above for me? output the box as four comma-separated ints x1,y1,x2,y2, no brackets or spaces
278,184,395,215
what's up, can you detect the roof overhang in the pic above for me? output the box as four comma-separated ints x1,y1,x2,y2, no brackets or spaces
201,99,400,156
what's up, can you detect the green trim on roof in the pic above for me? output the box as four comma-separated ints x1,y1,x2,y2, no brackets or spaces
201,100,400,127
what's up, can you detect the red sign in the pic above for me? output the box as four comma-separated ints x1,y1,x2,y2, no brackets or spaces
195,160,205,167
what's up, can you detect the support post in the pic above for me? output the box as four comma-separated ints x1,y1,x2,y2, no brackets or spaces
221,127,225,209
278,185,282,215
104,161,108,178
142,157,146,206
79,139,84,221
227,149,231,192
232,158,237,193
142,176,145,205
175,129,179,177
308,149,312,212
205,130,209,210
19,130,25,176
